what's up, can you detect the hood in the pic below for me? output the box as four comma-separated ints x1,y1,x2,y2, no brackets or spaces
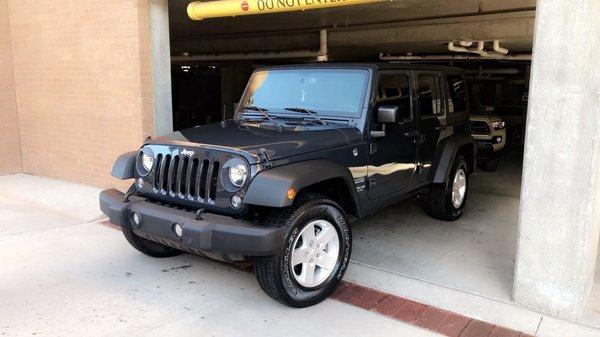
470,113,502,122
151,120,362,162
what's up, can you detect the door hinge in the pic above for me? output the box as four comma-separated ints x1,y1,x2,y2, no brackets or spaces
368,178,377,188
258,148,272,168
370,143,378,155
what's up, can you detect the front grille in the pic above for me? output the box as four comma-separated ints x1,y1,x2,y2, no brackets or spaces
471,121,491,135
153,154,220,203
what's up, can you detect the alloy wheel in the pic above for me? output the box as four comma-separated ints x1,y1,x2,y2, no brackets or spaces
290,219,340,288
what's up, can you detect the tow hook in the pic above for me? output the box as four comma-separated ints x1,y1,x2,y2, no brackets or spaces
195,208,205,221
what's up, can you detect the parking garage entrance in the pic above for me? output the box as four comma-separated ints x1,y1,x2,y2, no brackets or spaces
170,1,534,301
158,0,600,324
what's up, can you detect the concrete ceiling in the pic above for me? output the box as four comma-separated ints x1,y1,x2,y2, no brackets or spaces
169,0,536,60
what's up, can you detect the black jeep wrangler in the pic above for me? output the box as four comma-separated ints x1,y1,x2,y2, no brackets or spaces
100,63,474,308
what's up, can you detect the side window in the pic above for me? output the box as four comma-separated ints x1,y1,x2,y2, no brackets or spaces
376,74,411,120
446,75,467,113
417,74,443,117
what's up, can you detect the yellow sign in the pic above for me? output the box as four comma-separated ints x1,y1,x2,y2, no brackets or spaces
188,0,390,20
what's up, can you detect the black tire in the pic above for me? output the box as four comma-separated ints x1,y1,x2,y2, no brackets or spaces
426,155,469,221
253,193,351,308
122,228,183,258
478,158,500,172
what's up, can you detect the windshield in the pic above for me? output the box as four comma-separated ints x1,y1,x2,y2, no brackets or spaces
238,69,370,119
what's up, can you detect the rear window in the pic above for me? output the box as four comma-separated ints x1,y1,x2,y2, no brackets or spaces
446,75,468,113
417,74,443,116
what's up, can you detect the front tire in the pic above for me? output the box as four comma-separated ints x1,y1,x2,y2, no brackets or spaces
253,194,351,308
426,155,469,221
122,228,183,258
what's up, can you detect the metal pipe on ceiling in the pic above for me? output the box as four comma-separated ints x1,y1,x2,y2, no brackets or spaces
493,40,509,55
449,40,508,58
171,29,328,62
379,53,532,61
187,0,390,21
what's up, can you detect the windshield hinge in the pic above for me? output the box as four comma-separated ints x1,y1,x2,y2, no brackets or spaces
258,148,272,168
123,183,136,203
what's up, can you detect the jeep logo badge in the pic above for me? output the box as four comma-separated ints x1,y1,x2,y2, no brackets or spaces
181,149,195,157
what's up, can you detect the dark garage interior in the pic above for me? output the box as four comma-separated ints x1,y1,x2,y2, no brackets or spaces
167,0,532,300
164,0,600,324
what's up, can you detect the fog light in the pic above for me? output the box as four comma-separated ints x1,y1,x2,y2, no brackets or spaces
231,195,242,209
136,178,144,189
496,137,503,144
131,212,141,227
173,223,183,238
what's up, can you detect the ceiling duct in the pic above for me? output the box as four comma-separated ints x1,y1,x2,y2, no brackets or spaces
171,30,328,62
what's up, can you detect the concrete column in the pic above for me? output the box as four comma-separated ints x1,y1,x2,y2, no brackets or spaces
150,0,173,136
514,0,600,319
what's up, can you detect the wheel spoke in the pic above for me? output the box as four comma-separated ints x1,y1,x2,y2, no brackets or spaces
316,226,337,246
301,223,316,243
316,253,337,271
292,247,310,266
303,262,316,284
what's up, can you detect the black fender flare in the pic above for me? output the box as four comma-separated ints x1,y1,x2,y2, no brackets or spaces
431,135,475,184
111,151,137,180
244,159,357,208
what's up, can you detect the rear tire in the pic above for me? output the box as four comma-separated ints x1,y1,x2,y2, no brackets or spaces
253,194,351,308
426,155,469,221
122,228,183,258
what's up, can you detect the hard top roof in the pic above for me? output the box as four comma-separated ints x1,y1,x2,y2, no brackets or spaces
255,62,465,74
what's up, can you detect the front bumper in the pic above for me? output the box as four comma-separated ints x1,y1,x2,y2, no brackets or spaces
473,128,507,154
475,140,504,160
99,189,285,259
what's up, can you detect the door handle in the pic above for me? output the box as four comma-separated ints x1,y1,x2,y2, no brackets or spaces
404,130,420,138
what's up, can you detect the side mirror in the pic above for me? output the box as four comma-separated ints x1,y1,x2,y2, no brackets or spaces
377,104,411,123
371,105,411,138
377,105,400,123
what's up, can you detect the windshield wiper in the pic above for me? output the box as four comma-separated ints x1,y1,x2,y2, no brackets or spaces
241,106,274,121
284,107,327,125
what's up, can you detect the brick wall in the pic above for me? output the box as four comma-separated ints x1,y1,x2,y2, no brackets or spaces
0,0,22,175
6,0,154,188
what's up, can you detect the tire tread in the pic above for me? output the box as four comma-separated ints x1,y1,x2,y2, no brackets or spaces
253,193,347,307
426,155,468,221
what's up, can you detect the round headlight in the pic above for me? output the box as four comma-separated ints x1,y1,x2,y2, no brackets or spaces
141,152,154,172
228,163,248,188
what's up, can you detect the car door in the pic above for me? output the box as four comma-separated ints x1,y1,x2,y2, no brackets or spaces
367,71,419,200
415,72,447,183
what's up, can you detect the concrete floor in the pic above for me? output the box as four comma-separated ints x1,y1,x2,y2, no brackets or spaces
0,175,440,337
352,150,523,301
2,162,600,336
351,148,600,331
